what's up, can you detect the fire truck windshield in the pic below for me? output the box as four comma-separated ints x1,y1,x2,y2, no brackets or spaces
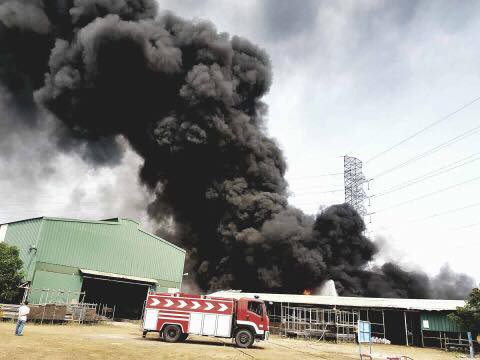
247,301,263,316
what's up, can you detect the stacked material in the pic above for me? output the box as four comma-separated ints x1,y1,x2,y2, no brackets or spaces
28,305,43,319
84,308,97,322
29,304,67,321
1,303,98,323
0,304,20,319
68,305,97,322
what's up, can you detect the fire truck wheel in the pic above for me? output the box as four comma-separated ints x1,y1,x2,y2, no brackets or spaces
179,333,189,341
163,324,182,342
235,329,254,348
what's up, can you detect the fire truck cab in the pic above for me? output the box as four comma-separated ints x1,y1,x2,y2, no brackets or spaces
142,292,269,348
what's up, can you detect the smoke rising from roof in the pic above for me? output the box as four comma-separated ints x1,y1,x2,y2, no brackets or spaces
0,0,474,299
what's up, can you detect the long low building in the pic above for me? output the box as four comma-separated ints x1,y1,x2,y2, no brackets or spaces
211,290,467,349
0,217,186,319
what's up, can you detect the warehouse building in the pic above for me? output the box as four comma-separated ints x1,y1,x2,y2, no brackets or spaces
0,217,186,318
211,291,468,349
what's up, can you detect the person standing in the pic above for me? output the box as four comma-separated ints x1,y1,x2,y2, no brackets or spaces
15,301,30,336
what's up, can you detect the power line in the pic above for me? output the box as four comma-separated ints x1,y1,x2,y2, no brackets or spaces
289,182,344,193
371,218,480,235
292,197,345,205
370,123,480,180
290,183,345,189
411,201,480,222
288,172,343,180
370,152,480,198
449,220,480,231
371,174,480,214
289,189,346,196
366,95,480,164
293,195,345,205
291,189,344,195
372,201,480,230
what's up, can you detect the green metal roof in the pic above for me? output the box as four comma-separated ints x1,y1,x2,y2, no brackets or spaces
2,216,186,285
0,216,44,226
0,216,117,226
2,216,184,253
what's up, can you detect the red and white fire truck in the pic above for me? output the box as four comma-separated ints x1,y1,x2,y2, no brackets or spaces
141,292,269,348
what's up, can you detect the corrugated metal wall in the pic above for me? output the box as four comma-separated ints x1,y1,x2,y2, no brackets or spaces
420,312,463,332
2,217,185,294
35,218,185,285
29,270,83,304
3,218,43,281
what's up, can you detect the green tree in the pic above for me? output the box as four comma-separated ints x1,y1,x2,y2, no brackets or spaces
0,243,24,303
449,288,480,332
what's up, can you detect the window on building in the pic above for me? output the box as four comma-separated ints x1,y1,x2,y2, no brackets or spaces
247,301,263,317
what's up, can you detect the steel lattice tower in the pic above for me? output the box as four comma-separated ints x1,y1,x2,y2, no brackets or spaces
343,156,367,218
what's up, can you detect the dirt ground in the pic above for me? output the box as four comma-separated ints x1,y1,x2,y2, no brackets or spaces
0,321,468,360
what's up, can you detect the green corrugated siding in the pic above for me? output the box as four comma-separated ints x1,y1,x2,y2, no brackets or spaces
3,218,43,281
36,218,185,285
35,262,80,276
29,270,82,304
420,312,463,332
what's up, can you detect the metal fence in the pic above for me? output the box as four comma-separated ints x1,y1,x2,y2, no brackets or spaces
280,305,359,342
1,287,114,324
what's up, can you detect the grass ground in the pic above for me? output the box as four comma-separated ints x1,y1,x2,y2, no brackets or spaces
0,321,467,360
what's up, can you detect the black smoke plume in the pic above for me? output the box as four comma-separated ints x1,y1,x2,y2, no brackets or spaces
0,0,474,299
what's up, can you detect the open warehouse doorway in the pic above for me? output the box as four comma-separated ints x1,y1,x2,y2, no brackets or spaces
383,310,422,346
80,270,154,319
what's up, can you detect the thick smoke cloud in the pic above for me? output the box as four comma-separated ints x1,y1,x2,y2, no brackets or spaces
430,265,476,300
0,0,474,299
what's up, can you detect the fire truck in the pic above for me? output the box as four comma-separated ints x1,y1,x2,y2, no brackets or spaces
141,292,269,348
